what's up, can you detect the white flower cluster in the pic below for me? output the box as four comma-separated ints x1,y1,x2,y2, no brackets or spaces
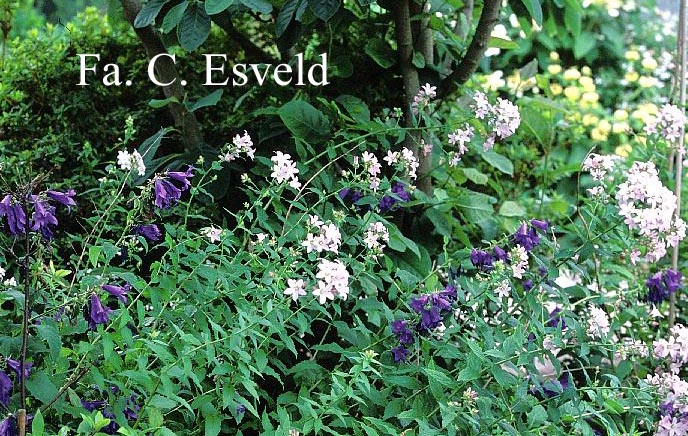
495,280,511,299
359,151,382,191
582,153,619,181
615,161,686,262
447,123,474,166
363,221,390,257
586,305,610,339
510,245,529,279
219,130,256,162
301,215,342,254
383,147,419,179
411,83,437,114
644,104,686,143
117,149,146,176
285,260,351,305
471,92,521,151
271,151,301,189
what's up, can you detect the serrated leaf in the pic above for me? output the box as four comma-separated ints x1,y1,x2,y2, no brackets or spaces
205,0,233,15
364,39,396,69
205,413,221,436
528,404,548,425
482,150,514,175
276,0,300,37
134,0,168,28
177,4,211,51
309,0,339,21
499,201,526,217
161,1,189,33
188,89,223,112
278,100,331,143
488,36,519,49
239,0,273,14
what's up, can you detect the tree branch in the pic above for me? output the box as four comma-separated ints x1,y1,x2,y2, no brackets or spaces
120,0,205,151
437,0,500,99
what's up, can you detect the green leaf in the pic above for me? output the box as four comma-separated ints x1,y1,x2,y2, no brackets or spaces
239,0,273,14
457,353,481,381
205,0,234,15
148,96,179,108
177,3,211,51
481,150,514,175
412,51,425,68
519,58,538,81
454,191,494,222
564,6,581,37
26,371,59,404
364,39,396,69
521,0,542,25
134,0,168,28
205,413,222,436
161,1,189,33
488,36,519,49
528,404,548,426
35,323,62,360
32,409,45,436
278,100,331,143
462,168,488,185
188,89,223,112
425,208,451,237
520,106,551,146
499,201,526,217
574,32,596,59
309,0,339,21
276,0,300,37
336,94,370,123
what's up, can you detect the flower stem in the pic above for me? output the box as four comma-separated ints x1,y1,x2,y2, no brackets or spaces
18,193,31,436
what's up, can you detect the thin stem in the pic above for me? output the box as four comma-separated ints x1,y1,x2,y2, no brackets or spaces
18,193,31,436
670,0,687,329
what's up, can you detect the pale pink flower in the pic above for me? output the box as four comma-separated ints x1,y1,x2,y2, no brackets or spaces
284,278,307,302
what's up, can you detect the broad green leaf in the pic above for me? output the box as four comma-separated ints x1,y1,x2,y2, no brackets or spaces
564,6,581,38
205,413,222,436
499,201,526,217
481,150,514,175
574,32,596,59
462,167,488,185
134,0,168,28
276,0,300,37
239,0,273,14
26,371,59,404
32,409,44,436
425,207,451,237
521,0,542,25
528,405,548,426
454,191,494,222
177,4,211,51
188,89,223,112
161,1,189,33
412,51,425,68
309,0,340,21
488,36,519,49
336,94,370,123
278,100,331,143
205,0,234,15
364,39,396,69
148,96,179,108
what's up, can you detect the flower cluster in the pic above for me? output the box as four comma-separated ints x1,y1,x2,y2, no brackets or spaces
382,147,419,180
582,153,618,181
271,151,301,189
219,130,256,162
615,161,686,262
153,166,194,209
362,221,389,258
645,269,682,305
0,189,76,240
301,215,342,254
359,151,382,191
586,305,610,339
80,386,140,435
116,149,146,176
312,259,350,304
447,123,474,166
471,91,521,151
644,104,686,143
390,284,458,363
132,223,162,242
411,83,437,114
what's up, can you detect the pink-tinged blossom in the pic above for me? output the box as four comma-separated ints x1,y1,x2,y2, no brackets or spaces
363,221,389,257
284,278,307,302
270,151,301,189
411,83,437,114
470,93,521,149
200,226,223,243
582,153,618,181
447,124,474,166
473,92,491,119
510,245,528,279
302,216,341,254
586,305,610,339
312,259,350,304
644,104,686,143
422,139,433,157
495,280,511,298
220,131,256,162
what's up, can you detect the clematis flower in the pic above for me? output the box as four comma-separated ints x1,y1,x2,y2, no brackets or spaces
102,282,131,304
153,178,182,209
88,293,113,330
391,346,409,363
0,194,26,235
46,189,77,213
29,198,58,240
165,166,195,191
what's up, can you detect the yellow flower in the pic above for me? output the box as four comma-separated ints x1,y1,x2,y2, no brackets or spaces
550,83,563,95
579,76,595,92
582,114,600,126
591,128,608,142
564,86,581,101
641,57,658,71
483,70,506,91
549,51,560,61
615,143,632,157
548,64,562,75
580,91,599,105
563,68,582,81
625,50,640,61
624,71,639,82
638,76,658,88
581,66,592,76
613,109,629,121
598,119,612,134
612,121,629,134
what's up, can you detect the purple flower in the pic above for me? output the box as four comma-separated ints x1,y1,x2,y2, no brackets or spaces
153,179,182,209
493,246,508,262
124,395,140,421
547,307,566,330
132,224,162,242
522,279,533,292
102,408,119,434
0,195,26,236
392,320,414,345
645,270,682,304
470,249,493,271
165,166,194,191
0,416,16,436
102,282,131,304
235,404,246,415
80,398,107,411
391,346,409,363
0,371,11,406
530,219,549,232
46,189,77,213
88,293,113,330
409,295,429,314
512,222,540,252
419,305,442,331
440,284,457,301
379,182,411,213
29,198,58,240
7,359,32,380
